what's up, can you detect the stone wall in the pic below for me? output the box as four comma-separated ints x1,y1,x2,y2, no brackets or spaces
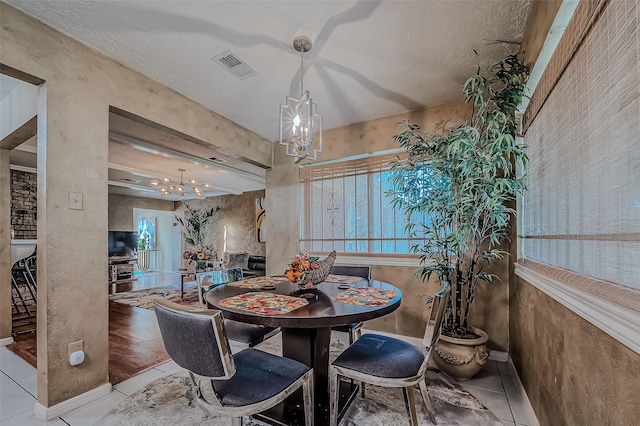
10,169,36,239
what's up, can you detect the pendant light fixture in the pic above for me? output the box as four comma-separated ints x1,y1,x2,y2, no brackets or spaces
149,168,210,199
279,36,323,163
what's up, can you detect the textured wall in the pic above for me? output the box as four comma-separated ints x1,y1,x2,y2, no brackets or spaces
0,150,11,339
511,277,640,425
519,0,562,67
108,193,174,231
177,189,266,260
1,3,272,408
266,100,512,350
10,169,37,239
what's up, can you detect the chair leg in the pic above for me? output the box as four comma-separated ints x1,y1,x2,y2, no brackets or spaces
401,386,419,426
349,323,363,344
360,381,366,399
329,368,339,426
303,372,315,426
192,405,203,426
418,379,437,425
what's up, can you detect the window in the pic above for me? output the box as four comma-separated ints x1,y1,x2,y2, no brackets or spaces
299,152,431,256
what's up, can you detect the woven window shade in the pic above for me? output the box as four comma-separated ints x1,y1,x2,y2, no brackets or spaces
299,153,424,255
522,0,640,295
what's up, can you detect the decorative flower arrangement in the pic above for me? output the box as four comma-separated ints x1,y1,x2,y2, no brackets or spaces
183,242,217,268
285,252,320,288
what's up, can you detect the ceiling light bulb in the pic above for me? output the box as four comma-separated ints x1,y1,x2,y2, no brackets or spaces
150,168,209,199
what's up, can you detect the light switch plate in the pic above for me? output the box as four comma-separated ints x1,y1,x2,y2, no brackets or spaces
68,192,83,210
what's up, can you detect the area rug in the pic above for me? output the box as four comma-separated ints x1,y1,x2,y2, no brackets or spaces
108,286,200,310
97,336,502,425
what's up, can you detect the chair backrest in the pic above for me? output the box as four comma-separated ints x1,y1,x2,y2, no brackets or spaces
330,265,371,279
196,268,244,306
154,299,235,379
197,268,244,288
422,281,451,352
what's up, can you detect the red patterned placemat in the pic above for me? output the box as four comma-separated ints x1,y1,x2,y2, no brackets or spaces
219,292,308,314
324,274,365,284
227,276,288,289
332,287,399,306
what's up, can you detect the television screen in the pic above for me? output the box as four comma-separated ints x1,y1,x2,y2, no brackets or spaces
108,231,138,258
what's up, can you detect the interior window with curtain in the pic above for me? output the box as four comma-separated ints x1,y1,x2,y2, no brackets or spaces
299,152,430,256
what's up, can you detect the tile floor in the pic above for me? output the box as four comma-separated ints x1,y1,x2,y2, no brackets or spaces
1,333,533,426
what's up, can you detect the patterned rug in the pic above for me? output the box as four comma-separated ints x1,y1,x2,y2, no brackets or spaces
108,286,201,310
97,335,502,425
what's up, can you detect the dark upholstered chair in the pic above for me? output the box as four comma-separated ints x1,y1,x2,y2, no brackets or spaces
329,265,371,344
195,269,280,349
154,299,314,426
329,283,450,426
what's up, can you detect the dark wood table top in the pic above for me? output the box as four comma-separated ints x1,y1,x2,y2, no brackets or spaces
205,278,402,328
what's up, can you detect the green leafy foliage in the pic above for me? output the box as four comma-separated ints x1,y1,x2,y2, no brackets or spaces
174,201,220,247
389,52,529,337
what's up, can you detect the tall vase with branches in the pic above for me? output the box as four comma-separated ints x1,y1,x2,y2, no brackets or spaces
175,201,220,270
389,52,529,341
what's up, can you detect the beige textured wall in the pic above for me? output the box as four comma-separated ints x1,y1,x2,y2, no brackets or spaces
108,193,175,231
520,0,563,68
177,189,266,260
0,150,11,339
266,100,512,348
1,3,271,408
511,278,640,425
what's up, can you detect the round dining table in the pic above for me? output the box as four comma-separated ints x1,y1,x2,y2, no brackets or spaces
206,277,402,426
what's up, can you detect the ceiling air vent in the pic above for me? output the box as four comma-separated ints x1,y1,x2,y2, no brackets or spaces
213,50,257,80
121,178,141,183
208,157,227,163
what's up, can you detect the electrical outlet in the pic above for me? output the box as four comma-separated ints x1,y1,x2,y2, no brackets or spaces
68,340,83,356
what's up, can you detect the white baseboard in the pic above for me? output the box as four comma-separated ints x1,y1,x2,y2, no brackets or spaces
0,337,15,346
507,357,540,426
34,383,112,421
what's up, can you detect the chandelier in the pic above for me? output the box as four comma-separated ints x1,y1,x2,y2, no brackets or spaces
279,36,323,163
149,168,211,199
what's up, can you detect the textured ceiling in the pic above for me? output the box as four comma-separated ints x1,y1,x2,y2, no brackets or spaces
6,0,532,143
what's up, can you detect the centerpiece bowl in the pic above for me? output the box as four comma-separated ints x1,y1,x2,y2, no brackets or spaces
285,251,336,290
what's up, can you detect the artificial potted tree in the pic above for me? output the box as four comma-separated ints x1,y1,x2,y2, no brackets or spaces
175,201,221,272
389,52,529,380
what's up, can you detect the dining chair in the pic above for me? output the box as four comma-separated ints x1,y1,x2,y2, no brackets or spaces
329,265,371,344
196,268,281,348
196,268,244,306
154,299,314,426
329,282,450,426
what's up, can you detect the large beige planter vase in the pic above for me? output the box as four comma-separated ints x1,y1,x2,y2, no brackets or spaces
433,327,490,380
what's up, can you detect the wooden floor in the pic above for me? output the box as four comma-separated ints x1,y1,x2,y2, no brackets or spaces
7,272,186,385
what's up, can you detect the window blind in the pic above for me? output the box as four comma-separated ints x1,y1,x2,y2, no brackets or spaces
521,0,640,293
300,153,427,255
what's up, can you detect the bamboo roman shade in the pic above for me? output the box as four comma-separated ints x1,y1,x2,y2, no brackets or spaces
521,0,640,297
299,152,425,255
